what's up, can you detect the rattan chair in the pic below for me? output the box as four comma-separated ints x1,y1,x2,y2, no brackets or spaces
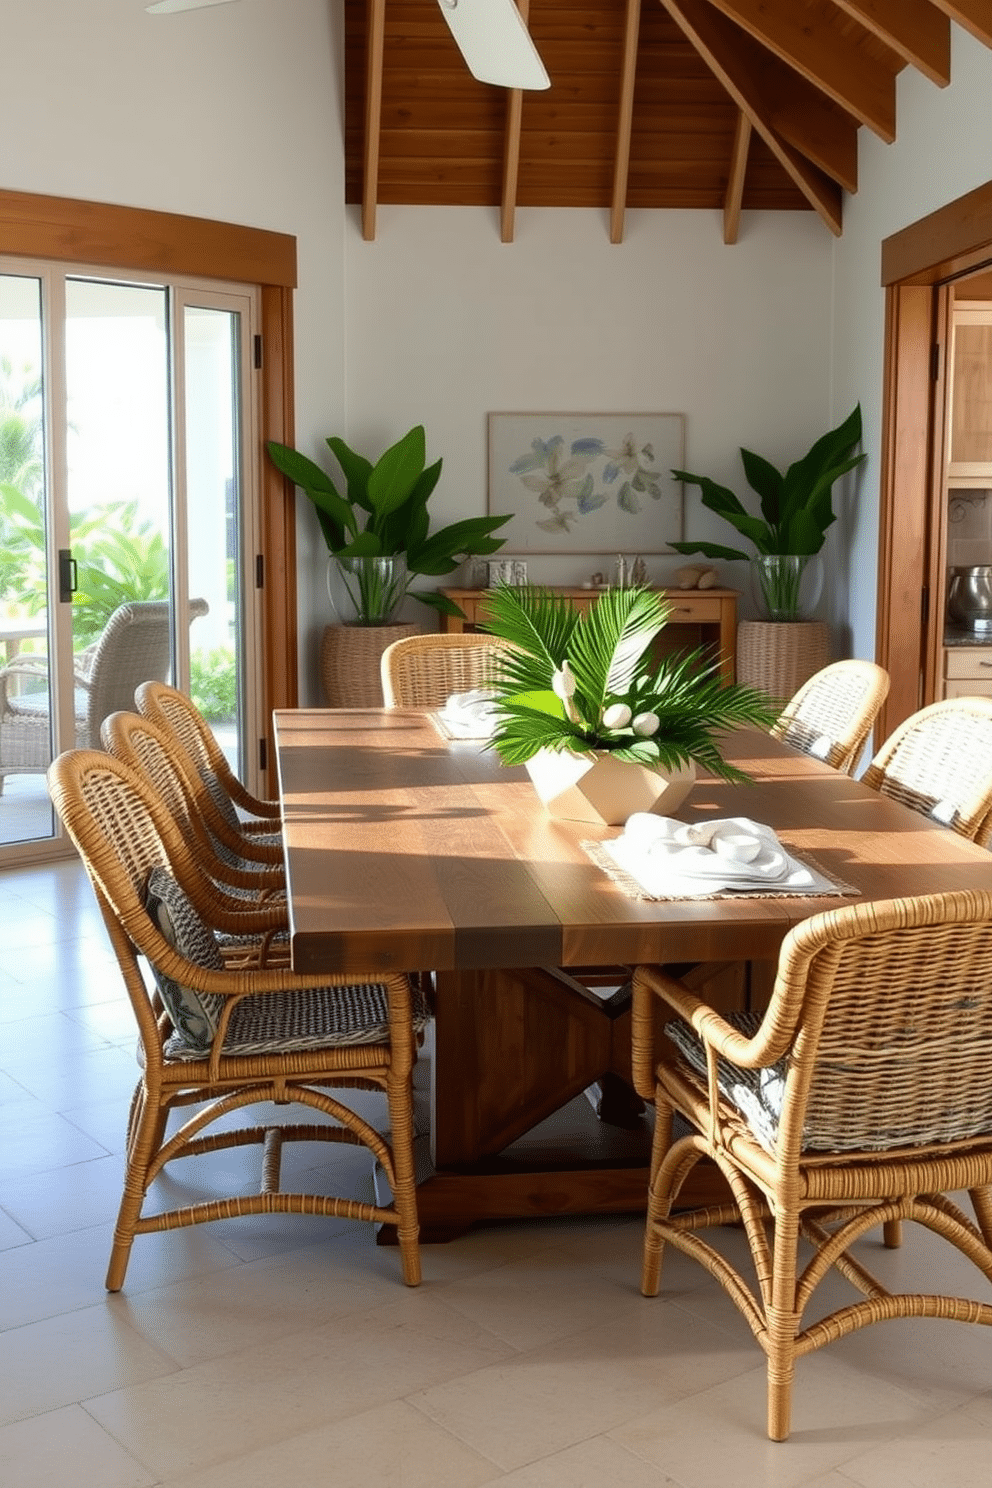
380,631,512,710
0,598,207,794
101,710,285,896
135,678,280,834
861,696,992,840
770,658,890,774
47,748,424,1290
631,889,992,1441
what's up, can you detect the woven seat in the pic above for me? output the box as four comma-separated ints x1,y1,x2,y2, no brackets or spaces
631,890,992,1441
135,679,280,834
862,696,992,840
770,658,890,774
380,631,513,710
47,749,424,1291
0,598,207,794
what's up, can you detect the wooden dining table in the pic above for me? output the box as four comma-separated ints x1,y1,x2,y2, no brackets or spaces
274,707,992,1239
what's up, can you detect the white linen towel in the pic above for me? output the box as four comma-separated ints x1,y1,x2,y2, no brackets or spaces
602,814,842,897
434,688,501,739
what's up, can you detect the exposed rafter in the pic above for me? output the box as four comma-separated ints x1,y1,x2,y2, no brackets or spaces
500,0,531,242
361,0,385,241
703,0,897,140
344,0,992,245
832,0,951,85
724,111,751,244
928,0,992,49
610,0,643,244
659,0,844,234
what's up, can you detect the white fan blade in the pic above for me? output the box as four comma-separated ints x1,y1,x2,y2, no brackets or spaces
437,0,550,90
146,0,239,14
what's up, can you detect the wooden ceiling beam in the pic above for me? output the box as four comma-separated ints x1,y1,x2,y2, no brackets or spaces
723,110,751,245
501,85,524,243
610,0,643,243
362,0,385,241
659,0,844,234
927,0,992,50
832,0,951,86
499,0,532,244
703,0,897,140
753,51,859,192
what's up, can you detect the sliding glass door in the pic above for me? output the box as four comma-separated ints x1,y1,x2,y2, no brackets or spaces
0,261,260,859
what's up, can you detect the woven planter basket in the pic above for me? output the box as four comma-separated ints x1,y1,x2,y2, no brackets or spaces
736,620,831,706
320,622,418,708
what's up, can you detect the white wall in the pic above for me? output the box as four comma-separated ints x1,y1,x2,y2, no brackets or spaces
832,29,992,663
5,1,991,699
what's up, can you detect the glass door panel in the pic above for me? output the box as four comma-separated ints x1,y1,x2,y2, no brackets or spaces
0,274,54,845
182,304,248,778
64,278,178,745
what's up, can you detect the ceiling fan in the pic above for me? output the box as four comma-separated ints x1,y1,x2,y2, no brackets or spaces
146,0,550,90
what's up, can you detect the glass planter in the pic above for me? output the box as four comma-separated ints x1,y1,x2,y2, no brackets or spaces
327,554,408,626
749,554,823,621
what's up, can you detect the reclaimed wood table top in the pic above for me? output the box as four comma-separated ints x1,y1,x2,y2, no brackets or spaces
274,708,992,978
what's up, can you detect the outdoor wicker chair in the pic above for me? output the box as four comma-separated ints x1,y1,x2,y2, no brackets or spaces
0,598,207,794
770,658,890,774
380,631,512,710
135,678,280,833
631,889,992,1441
861,695,992,840
47,748,425,1290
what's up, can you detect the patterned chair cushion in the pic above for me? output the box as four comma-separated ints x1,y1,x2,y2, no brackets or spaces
144,867,430,1063
665,1011,786,1153
144,866,227,1053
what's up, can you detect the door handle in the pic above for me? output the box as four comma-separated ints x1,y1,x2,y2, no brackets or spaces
58,549,77,604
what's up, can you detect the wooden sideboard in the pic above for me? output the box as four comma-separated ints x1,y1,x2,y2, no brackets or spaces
439,586,739,684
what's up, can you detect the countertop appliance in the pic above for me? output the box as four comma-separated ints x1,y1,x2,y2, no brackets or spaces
947,565,992,635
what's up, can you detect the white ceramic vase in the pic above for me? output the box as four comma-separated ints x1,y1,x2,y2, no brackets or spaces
524,748,696,826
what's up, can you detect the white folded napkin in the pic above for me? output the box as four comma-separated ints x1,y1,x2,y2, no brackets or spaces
435,688,501,739
603,814,841,897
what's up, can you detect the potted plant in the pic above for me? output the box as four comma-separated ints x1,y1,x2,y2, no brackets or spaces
268,423,512,706
668,406,866,700
267,424,509,624
669,404,866,621
480,583,775,824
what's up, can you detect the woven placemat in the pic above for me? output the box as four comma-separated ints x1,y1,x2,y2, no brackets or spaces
582,838,861,902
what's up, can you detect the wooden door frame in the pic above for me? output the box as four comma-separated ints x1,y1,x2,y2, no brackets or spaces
877,178,992,740
0,188,299,801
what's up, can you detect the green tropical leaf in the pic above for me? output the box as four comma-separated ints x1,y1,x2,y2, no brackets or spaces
668,539,749,562
366,425,428,521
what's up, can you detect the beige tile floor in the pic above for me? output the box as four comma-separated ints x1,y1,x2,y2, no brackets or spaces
2,858,992,1486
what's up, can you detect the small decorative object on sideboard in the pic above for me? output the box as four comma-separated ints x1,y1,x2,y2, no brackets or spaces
478,584,775,825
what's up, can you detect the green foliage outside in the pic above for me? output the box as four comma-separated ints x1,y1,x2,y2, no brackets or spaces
190,645,237,722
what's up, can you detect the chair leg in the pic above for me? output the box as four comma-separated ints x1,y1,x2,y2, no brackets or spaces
766,1208,801,1442
386,1071,421,1287
642,1088,675,1297
106,1079,161,1292
882,1218,903,1248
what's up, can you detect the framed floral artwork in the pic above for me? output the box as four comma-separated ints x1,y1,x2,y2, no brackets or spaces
487,412,685,555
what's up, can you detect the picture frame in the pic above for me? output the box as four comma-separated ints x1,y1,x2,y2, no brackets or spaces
488,412,685,555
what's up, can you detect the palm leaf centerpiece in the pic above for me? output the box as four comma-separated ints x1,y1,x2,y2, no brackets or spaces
480,584,776,784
